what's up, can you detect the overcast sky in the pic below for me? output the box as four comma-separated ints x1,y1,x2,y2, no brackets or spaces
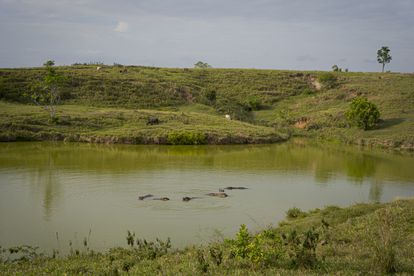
1,0,413,72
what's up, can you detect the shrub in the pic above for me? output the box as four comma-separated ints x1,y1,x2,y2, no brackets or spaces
282,228,320,268
365,205,405,274
196,249,209,273
2,245,43,262
302,88,315,95
125,231,171,260
346,97,380,130
229,225,284,266
167,131,207,145
318,73,338,89
209,245,223,266
247,233,266,264
121,260,135,272
243,96,262,111
286,207,306,219
215,97,254,122
135,237,171,260
126,231,135,247
231,224,251,259
203,89,216,103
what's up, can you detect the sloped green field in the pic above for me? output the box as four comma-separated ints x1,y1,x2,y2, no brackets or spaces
1,66,413,148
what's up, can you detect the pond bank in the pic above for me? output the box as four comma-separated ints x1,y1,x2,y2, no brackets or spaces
1,100,413,150
1,198,413,275
0,102,287,145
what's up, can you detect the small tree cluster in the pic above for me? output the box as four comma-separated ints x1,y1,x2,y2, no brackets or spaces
331,65,348,72
194,61,212,68
346,97,380,130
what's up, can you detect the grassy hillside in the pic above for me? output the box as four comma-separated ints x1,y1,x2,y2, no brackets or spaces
254,72,414,150
1,66,413,148
0,66,314,125
1,198,413,275
0,102,286,144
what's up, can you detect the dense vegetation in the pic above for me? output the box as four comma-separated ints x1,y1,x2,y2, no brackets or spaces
0,65,413,149
1,198,413,275
346,97,381,130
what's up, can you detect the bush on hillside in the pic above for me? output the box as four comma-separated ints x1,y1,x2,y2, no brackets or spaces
346,97,380,130
318,73,338,89
215,97,253,122
286,207,307,219
243,96,262,111
167,131,207,145
203,88,217,104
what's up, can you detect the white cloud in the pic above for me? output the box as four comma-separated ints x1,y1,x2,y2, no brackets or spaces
114,21,129,33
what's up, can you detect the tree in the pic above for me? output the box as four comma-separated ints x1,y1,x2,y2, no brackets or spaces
43,60,55,67
346,97,380,130
377,46,392,73
27,60,66,121
332,65,339,72
194,61,212,68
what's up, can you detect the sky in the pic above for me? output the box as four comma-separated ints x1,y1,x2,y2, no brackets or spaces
0,0,413,72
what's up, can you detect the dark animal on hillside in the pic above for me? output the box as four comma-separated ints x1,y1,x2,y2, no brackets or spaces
146,117,159,125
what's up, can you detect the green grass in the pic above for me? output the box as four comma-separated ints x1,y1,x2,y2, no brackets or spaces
1,198,413,275
253,72,414,150
0,101,286,144
1,66,413,148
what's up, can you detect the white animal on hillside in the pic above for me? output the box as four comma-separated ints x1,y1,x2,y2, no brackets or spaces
97,66,101,71
225,114,231,120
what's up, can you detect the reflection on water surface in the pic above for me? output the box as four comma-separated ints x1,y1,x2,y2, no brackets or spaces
0,141,413,251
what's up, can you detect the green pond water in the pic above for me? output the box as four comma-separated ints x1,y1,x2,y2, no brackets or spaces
0,141,413,252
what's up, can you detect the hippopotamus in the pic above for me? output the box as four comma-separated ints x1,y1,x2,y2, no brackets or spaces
224,186,248,190
206,192,228,198
138,194,154,200
152,197,170,201
182,197,200,202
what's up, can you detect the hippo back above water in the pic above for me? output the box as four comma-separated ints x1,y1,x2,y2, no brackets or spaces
206,192,228,198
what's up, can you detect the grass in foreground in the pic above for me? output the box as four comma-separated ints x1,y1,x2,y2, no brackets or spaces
1,198,413,275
